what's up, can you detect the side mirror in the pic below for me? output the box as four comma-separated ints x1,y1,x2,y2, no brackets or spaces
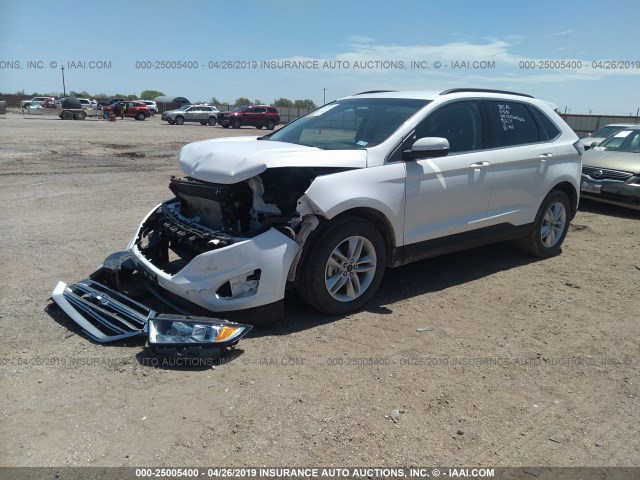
404,137,450,160
590,141,599,148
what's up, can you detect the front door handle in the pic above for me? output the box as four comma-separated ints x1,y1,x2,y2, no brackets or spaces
539,153,553,162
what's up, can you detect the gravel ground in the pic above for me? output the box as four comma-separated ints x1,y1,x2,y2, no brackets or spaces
0,112,638,468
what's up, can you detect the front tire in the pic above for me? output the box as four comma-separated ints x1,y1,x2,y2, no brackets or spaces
517,190,571,257
175,116,184,125
297,215,387,314
208,116,216,126
266,119,275,130
232,118,241,129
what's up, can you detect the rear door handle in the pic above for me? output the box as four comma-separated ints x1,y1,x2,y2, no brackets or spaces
470,161,490,169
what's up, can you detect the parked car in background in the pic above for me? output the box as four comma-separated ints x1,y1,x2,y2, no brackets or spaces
217,105,280,129
140,100,158,115
97,98,125,110
20,96,55,108
580,126,640,210
78,98,93,109
102,101,151,120
580,123,638,150
161,104,219,125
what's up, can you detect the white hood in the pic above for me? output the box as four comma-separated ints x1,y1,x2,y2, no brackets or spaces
178,137,367,184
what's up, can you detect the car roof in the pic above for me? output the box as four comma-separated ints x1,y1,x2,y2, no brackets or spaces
601,123,639,127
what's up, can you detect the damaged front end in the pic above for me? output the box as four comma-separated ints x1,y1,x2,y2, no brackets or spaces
127,168,333,319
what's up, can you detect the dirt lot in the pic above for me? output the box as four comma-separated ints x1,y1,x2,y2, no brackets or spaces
0,112,638,468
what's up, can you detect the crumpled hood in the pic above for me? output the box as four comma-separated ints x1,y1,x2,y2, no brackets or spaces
583,149,640,174
179,137,367,184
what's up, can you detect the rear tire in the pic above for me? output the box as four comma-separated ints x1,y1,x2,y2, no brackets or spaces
136,112,146,121
61,111,73,120
73,111,86,120
516,190,571,257
175,116,184,125
297,215,387,314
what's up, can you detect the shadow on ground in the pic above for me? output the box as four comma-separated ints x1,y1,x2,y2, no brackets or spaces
252,241,542,337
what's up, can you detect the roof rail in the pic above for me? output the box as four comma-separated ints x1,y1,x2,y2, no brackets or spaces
354,90,396,95
440,88,534,98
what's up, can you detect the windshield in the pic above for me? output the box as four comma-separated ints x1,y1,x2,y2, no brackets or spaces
232,106,249,112
177,105,190,111
599,129,640,152
590,125,628,138
266,98,429,149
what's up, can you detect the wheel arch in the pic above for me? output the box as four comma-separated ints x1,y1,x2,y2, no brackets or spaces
549,181,578,219
335,207,397,266
289,207,397,288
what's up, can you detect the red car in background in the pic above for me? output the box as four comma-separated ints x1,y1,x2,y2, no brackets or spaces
216,105,280,129
102,101,151,120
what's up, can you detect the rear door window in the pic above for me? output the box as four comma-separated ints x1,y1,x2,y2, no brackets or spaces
485,101,540,147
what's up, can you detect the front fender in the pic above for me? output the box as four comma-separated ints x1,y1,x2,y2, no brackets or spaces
303,163,407,246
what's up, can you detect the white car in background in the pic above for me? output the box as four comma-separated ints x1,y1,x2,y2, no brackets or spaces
78,98,93,109
140,100,158,115
20,96,54,108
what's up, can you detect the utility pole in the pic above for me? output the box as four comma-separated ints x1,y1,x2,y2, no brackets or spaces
61,67,66,96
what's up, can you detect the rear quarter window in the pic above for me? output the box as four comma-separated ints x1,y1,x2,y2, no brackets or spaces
530,107,561,140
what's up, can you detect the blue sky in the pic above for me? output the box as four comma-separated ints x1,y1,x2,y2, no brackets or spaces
1,0,639,114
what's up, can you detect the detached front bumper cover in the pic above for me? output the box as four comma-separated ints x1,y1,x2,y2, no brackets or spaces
52,279,252,357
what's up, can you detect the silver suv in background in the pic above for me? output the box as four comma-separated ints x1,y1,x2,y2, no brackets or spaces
161,104,220,125
20,96,54,108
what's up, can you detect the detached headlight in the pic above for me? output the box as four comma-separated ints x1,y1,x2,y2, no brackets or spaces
148,315,252,357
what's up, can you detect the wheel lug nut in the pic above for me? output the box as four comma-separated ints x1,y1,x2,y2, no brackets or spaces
349,272,354,277
343,272,347,276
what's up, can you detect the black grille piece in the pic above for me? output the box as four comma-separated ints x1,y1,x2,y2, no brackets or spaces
582,166,633,182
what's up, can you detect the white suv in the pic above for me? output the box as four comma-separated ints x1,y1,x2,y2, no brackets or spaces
140,100,158,114
113,89,583,325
